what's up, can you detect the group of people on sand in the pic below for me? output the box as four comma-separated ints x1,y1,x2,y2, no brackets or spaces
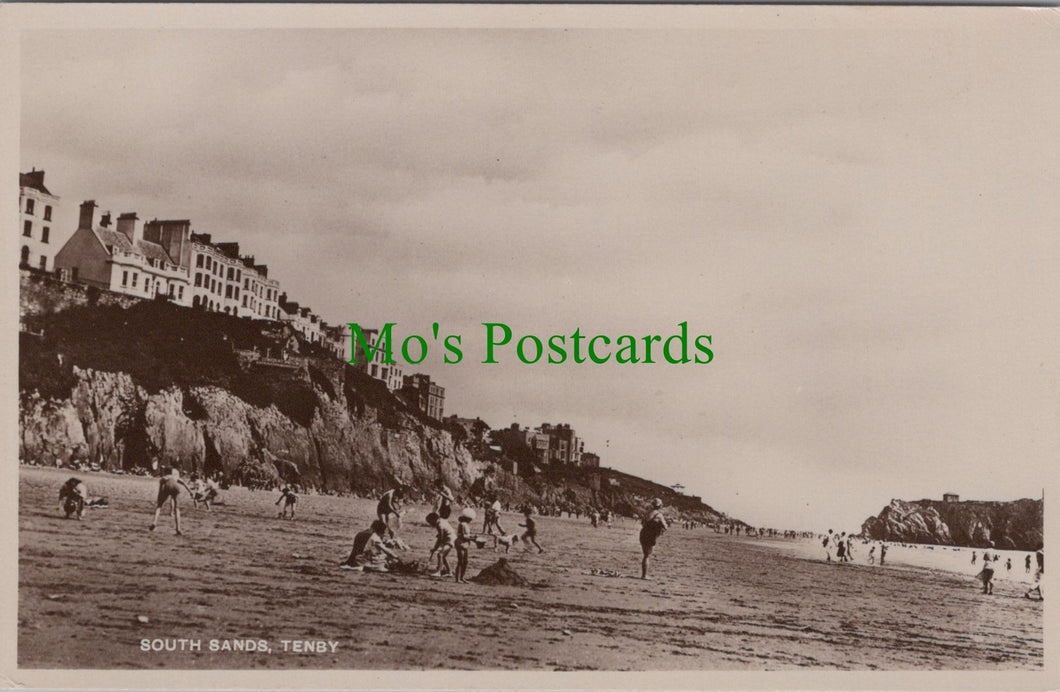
58,467,674,583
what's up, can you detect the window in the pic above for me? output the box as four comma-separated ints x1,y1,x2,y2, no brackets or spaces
194,273,202,287
122,271,129,287
169,284,175,297
244,279,249,290
25,199,34,215
236,270,241,282
205,256,212,270
41,227,50,243
234,287,240,300
39,256,47,270
132,273,138,288
225,285,233,299
242,296,248,307
196,255,204,268
43,205,51,221
145,279,152,294
178,286,184,300
23,220,32,237
20,246,30,265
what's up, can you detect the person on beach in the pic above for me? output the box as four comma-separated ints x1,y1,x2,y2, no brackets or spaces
432,479,455,520
426,511,455,578
58,477,88,520
1006,558,1012,573
868,544,876,564
377,485,405,538
879,543,888,565
482,495,505,535
639,498,668,580
590,510,600,528
520,508,545,554
150,466,194,535
971,551,977,565
1024,550,1043,601
823,530,835,562
276,484,297,519
844,535,855,562
836,532,847,562
191,474,220,511
455,509,476,584
977,553,995,595
341,519,399,572
1026,554,1032,574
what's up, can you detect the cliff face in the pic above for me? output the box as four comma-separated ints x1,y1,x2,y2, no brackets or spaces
17,298,734,521
19,365,485,495
861,498,1043,551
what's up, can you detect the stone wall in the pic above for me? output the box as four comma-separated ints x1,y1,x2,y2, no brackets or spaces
20,268,141,323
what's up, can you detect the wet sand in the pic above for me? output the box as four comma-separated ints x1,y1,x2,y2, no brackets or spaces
18,467,1042,670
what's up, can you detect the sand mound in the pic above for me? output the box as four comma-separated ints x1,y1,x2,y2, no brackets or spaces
471,558,529,587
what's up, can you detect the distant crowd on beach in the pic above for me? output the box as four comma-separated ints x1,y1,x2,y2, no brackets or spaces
818,528,1044,601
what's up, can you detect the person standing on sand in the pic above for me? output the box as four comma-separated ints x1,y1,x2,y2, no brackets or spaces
483,495,505,535
1024,549,1043,600
639,498,668,580
454,509,476,584
150,466,194,535
977,552,995,594
823,530,835,562
432,479,455,520
426,511,456,578
971,551,977,565
1006,558,1012,573
377,485,405,539
868,544,876,564
879,543,888,565
1026,554,1032,573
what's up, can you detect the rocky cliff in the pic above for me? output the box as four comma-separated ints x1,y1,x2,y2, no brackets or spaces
860,498,1043,551
18,298,733,522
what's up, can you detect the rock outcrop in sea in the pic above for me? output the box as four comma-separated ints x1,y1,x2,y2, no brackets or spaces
860,498,1043,551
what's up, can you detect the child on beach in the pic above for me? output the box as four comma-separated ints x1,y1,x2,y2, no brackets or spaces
639,498,668,580
520,508,545,554
150,466,194,535
58,477,87,520
868,544,876,564
455,509,476,583
426,511,456,578
341,519,399,572
276,485,298,519
482,495,505,535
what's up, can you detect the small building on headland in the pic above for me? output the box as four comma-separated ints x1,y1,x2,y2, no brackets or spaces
943,493,960,503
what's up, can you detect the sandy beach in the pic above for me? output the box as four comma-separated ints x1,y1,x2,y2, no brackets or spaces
18,467,1042,670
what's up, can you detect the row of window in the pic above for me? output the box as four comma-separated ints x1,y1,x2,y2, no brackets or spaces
120,270,186,300
22,199,52,220
20,246,47,270
22,221,51,243
194,252,245,284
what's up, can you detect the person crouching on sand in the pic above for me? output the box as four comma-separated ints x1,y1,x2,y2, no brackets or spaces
341,519,399,572
426,512,455,578
150,466,194,535
58,477,88,520
276,484,297,519
639,498,668,580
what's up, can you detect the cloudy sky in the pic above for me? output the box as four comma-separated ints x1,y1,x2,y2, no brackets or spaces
18,10,1060,531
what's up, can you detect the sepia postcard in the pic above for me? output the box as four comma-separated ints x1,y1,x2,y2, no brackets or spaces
1,3,1057,690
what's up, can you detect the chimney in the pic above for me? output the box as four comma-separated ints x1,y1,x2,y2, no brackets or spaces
117,212,142,243
100,212,112,228
78,200,98,230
